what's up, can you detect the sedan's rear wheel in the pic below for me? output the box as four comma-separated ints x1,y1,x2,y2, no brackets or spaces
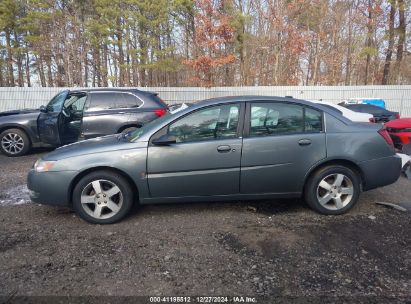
304,165,360,215
73,171,134,224
0,128,31,157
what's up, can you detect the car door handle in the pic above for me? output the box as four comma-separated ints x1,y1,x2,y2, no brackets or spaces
298,139,312,146
217,145,232,153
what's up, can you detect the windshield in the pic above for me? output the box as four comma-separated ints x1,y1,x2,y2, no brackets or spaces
46,91,69,112
128,113,172,142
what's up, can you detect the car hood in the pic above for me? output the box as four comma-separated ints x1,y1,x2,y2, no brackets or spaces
44,134,146,161
385,118,411,129
0,108,40,117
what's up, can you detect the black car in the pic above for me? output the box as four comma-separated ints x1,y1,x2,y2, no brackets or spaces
339,103,400,123
0,89,168,156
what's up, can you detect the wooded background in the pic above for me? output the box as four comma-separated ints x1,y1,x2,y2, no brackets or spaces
0,0,410,87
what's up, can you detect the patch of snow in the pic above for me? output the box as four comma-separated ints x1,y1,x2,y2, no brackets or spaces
0,185,31,206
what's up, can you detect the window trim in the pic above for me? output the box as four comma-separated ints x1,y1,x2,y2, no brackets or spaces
243,101,324,138
149,102,245,145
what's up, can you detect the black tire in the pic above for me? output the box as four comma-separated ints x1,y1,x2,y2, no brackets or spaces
304,165,361,215
0,128,31,157
72,170,135,224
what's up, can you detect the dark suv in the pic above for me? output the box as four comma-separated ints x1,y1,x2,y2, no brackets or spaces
0,89,168,156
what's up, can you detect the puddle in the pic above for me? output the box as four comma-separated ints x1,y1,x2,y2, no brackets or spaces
0,185,31,206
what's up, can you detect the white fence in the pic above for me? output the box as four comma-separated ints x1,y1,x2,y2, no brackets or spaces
0,86,410,116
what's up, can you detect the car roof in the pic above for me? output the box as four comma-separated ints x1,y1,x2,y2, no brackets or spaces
68,88,156,96
196,95,317,107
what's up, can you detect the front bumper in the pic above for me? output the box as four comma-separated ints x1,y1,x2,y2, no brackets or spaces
359,155,402,191
27,169,78,206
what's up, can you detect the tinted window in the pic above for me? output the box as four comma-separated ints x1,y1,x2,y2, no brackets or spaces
305,107,322,132
46,91,68,112
168,104,240,143
88,93,117,110
117,93,142,108
250,103,303,136
249,103,323,136
72,96,87,111
64,94,87,111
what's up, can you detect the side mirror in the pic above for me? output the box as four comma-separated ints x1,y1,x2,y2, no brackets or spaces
39,105,47,113
152,134,177,146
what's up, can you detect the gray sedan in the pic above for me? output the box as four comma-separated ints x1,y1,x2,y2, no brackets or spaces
27,96,401,224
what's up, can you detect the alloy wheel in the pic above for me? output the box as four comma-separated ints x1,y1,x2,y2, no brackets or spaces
316,173,354,211
1,133,25,155
80,179,123,220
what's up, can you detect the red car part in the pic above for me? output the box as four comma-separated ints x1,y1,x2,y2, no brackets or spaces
385,118,411,145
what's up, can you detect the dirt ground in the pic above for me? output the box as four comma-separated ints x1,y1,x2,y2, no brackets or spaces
0,149,410,302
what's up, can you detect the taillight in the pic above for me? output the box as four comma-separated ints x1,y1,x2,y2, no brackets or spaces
154,109,167,117
369,117,376,123
378,128,394,147
395,113,400,119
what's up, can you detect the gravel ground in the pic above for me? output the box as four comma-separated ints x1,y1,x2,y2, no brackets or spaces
0,150,410,302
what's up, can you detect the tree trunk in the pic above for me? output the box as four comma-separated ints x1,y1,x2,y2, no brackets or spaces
36,55,46,87
84,47,88,87
138,35,147,87
13,30,24,87
5,31,15,86
395,0,406,83
25,50,31,87
102,44,109,87
116,17,125,87
93,47,101,87
0,59,4,86
382,2,396,85
345,2,353,85
45,55,54,87
364,0,373,85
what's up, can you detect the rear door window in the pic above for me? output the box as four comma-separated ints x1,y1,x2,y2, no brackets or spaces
250,103,303,136
88,92,142,110
88,93,117,111
249,102,322,136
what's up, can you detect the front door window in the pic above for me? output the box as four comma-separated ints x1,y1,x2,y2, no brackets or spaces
168,104,240,143
46,91,68,112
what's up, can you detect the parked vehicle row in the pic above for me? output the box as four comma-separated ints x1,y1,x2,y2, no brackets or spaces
0,89,168,156
27,96,402,224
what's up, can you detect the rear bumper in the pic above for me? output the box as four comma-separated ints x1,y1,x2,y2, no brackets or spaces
27,169,77,206
359,155,402,191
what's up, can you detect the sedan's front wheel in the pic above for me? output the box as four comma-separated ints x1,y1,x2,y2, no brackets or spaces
73,171,134,224
304,165,361,215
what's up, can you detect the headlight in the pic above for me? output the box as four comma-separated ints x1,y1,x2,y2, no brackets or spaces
34,160,56,172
